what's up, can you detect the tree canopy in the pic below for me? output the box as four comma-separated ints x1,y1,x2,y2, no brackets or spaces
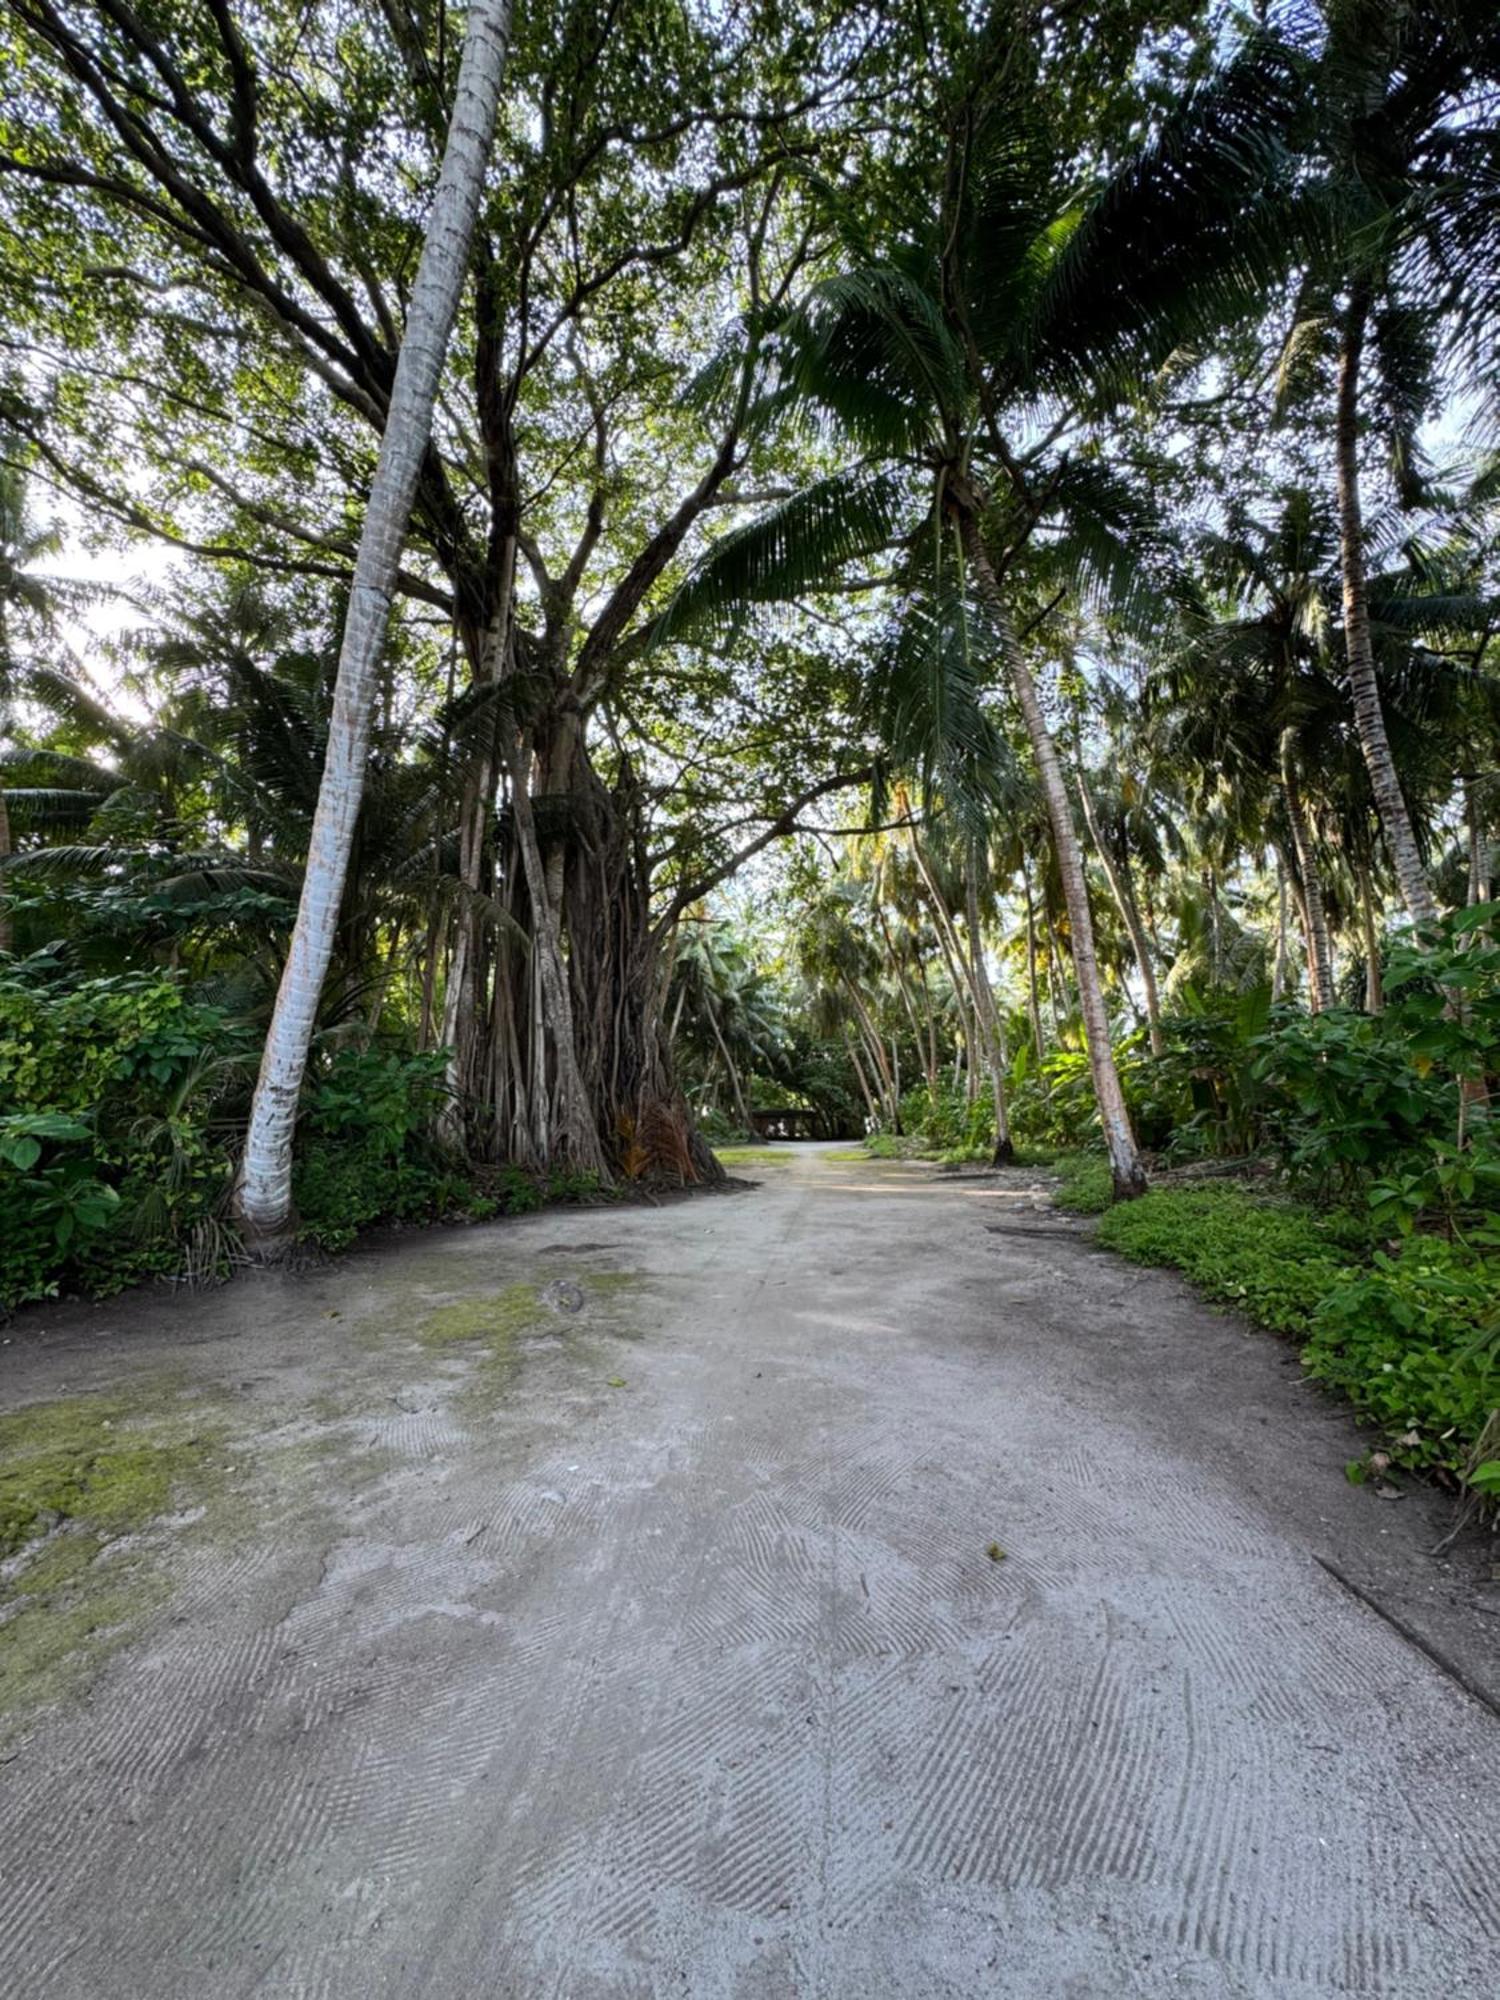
2,0,1498,1340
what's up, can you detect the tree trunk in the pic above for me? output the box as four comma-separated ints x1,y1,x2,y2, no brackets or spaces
964,865,1014,1164
1355,859,1383,1013
1335,284,1437,929
236,0,514,1248
874,899,935,1092
1076,765,1163,1056
707,1006,751,1133
1467,779,1490,906
842,973,899,1127
1278,729,1334,1013
506,742,610,1176
961,518,1144,1197
914,957,941,1092
1271,857,1289,1003
1045,918,1067,1035
0,784,12,956
1020,858,1046,1061
906,822,985,1110
844,1026,879,1131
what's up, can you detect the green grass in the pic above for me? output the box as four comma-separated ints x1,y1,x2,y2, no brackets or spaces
1050,1152,1115,1214
714,1147,796,1168
1094,1183,1352,1336
1079,1180,1500,1490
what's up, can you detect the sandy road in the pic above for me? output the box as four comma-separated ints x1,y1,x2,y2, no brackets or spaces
1,1145,1497,1997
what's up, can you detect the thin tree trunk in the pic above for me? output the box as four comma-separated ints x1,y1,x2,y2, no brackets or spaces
964,865,1014,1163
906,823,985,1110
707,1006,752,1133
1203,867,1222,985
1045,921,1067,1035
961,519,1145,1197
1355,859,1383,1013
364,920,404,1044
1020,858,1046,1061
914,956,941,1091
236,0,514,1247
930,903,982,1100
844,1026,879,1131
841,973,899,1127
874,899,934,1092
418,901,444,1050
1467,779,1490,906
0,784,12,956
1336,283,1437,929
1279,729,1334,1013
1271,857,1289,1003
1075,765,1163,1056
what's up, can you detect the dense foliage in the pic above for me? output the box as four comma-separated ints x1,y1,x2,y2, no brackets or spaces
2,1,1498,1499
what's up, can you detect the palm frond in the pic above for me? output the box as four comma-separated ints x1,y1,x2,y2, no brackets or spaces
0,786,110,825
865,549,1010,832
763,265,965,453
652,470,906,646
1026,31,1307,403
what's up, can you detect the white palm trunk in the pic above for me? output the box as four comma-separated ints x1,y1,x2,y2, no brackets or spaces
961,518,1146,1197
1279,728,1334,1013
1335,289,1438,930
0,781,12,956
963,865,1014,1164
236,0,515,1247
1076,764,1163,1056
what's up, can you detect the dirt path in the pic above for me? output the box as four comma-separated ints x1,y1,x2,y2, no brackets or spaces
2,1145,1497,1997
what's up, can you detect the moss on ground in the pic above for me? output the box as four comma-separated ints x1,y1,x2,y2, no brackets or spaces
419,1283,545,1348
1,1266,659,1724
0,1385,229,1729
581,1271,644,1299
0,1391,223,1561
0,1565,169,1724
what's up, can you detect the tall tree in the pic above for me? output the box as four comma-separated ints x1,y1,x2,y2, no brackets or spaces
1308,0,1500,926
236,0,515,1245
662,17,1304,1194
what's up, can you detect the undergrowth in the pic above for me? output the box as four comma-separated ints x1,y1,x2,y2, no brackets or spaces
1056,1168,1500,1494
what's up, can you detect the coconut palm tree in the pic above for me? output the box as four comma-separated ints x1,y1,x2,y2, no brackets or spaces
1148,483,1496,1005
236,0,516,1249
1300,0,1500,926
659,18,1304,1195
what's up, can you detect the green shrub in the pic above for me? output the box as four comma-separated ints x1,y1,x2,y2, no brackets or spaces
1250,907,1500,1208
1094,1184,1351,1336
1083,1180,1499,1487
0,969,248,1309
1304,1239,1500,1479
1251,1006,1454,1199
862,1131,946,1160
896,1082,995,1154
1008,1047,1100,1152
293,1046,480,1248
696,1104,748,1144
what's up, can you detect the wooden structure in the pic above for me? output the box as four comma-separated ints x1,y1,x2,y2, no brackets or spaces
749,1107,827,1141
